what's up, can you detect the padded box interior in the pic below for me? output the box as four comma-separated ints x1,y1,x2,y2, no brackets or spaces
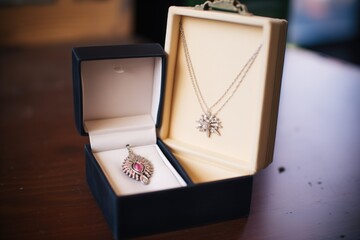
80,54,187,195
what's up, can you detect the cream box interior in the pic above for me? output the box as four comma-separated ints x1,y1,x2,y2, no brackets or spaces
160,6,287,183
81,56,187,196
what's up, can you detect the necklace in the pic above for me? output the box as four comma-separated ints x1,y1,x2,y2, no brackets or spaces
179,21,263,137
122,144,153,185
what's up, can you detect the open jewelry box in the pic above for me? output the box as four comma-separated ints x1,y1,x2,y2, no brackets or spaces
72,4,287,240
160,6,287,183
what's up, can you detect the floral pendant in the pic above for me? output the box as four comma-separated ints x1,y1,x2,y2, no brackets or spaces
122,145,153,185
196,112,222,137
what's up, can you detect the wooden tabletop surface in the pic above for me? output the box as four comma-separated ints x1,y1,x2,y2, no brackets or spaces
0,45,359,240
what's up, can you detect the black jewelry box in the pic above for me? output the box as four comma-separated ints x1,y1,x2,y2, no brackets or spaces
72,44,253,239
72,6,287,240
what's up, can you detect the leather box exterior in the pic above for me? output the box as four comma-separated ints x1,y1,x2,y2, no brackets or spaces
85,143,252,239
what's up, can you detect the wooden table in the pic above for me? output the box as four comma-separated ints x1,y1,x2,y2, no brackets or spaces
1,45,359,239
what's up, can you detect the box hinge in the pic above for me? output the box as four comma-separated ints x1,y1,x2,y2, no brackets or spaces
194,0,251,15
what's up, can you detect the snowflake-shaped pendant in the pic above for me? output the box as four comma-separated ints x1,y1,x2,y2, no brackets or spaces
196,112,222,137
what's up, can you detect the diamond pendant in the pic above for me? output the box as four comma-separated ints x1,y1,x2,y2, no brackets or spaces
196,112,222,137
122,145,153,185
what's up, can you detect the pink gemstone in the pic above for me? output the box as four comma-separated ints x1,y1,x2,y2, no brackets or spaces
133,162,144,173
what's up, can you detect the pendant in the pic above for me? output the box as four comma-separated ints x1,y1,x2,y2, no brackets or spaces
196,112,222,137
122,145,153,185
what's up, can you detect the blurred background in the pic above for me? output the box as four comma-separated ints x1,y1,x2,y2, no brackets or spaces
0,0,359,65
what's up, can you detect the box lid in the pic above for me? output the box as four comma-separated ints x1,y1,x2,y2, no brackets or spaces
72,44,166,151
159,6,287,183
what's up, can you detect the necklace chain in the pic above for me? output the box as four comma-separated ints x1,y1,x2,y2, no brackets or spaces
179,21,263,116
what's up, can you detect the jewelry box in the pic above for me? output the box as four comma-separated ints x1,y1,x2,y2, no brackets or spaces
72,44,196,238
159,6,287,183
72,4,287,240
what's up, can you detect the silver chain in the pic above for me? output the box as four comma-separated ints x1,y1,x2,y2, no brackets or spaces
179,21,263,116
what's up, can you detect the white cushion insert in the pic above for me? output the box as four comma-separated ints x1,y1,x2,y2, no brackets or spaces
93,144,187,196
